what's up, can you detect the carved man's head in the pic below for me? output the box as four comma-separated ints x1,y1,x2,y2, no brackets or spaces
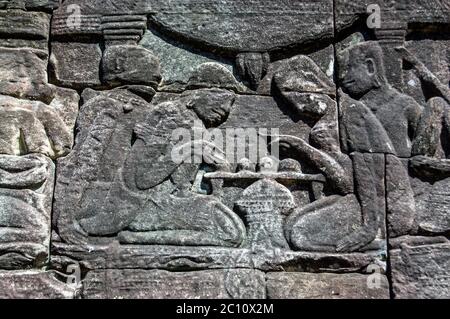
185,89,234,128
339,42,387,98
102,45,162,88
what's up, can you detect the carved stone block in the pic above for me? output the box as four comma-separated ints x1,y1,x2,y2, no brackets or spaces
82,269,266,299
50,42,102,88
266,272,390,299
0,271,77,299
390,238,450,299
0,48,50,100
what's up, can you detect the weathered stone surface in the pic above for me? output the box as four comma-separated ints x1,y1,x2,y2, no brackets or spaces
0,10,50,40
335,0,450,32
404,40,450,108
0,0,448,300
53,87,152,245
219,95,312,140
267,272,390,299
410,163,450,234
54,88,246,248
54,0,334,53
102,14,147,43
386,156,417,238
0,48,51,101
390,239,450,299
50,42,102,88
82,269,265,299
412,97,449,158
0,154,54,269
0,0,60,11
338,41,423,158
236,177,295,250
140,30,237,92
236,52,270,90
411,156,450,179
0,271,77,299
279,93,336,121
286,194,364,253
272,55,335,96
148,0,335,53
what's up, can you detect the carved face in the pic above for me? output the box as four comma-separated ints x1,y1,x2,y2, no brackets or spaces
191,100,232,128
341,53,378,97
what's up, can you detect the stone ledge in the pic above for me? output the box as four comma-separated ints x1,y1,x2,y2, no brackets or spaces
0,270,78,299
82,269,266,299
51,242,384,273
267,272,390,299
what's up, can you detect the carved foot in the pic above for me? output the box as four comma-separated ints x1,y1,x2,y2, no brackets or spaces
336,229,377,253
118,230,242,248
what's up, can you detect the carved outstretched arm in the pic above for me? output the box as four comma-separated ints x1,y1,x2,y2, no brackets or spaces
396,47,450,104
272,135,353,195
412,97,447,157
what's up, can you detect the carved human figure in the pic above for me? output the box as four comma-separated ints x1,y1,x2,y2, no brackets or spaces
0,154,53,268
74,89,246,247
272,108,366,252
339,41,422,242
340,42,423,157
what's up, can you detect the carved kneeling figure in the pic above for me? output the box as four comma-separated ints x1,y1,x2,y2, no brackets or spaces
77,162,246,248
76,93,246,248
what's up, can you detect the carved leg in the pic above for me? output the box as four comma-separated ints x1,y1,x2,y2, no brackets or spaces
78,174,145,236
286,195,363,252
118,230,240,247
122,197,245,248
336,153,381,252
386,155,417,237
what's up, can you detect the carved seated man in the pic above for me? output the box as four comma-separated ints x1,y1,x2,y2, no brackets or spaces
273,109,366,252
76,89,246,247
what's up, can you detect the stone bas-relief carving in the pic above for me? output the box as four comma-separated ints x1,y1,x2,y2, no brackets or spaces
0,0,448,299
55,86,246,248
0,154,54,269
0,1,78,273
